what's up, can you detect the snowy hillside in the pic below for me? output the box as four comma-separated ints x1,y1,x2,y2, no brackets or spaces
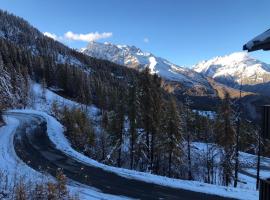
81,42,209,87
193,52,270,86
0,84,259,200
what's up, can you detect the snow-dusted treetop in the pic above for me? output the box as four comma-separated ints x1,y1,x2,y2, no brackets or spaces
243,29,270,52
193,52,270,85
81,41,209,87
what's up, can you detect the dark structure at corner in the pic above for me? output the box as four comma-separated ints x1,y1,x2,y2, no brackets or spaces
243,29,270,52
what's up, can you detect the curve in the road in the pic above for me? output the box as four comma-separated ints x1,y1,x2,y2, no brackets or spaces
11,113,236,200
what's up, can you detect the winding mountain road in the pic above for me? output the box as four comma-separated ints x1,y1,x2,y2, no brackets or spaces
8,112,236,200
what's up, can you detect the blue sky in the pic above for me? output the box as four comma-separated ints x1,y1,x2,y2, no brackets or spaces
1,0,270,66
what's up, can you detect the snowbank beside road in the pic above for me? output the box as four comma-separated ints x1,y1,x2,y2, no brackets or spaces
9,109,258,200
0,115,46,187
1,113,129,200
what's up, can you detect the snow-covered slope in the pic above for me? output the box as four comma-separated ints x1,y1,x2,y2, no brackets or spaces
193,52,270,86
8,108,258,200
81,42,209,87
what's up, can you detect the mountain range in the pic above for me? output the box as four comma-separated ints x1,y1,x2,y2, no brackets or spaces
193,52,270,96
82,42,210,88
82,42,270,97
81,41,270,120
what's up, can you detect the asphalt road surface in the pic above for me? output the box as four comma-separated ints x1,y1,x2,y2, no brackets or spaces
10,112,236,200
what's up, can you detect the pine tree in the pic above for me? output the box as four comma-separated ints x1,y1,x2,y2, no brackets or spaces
137,68,164,172
215,92,235,186
100,111,109,161
165,97,183,177
150,74,163,172
0,55,13,108
109,91,125,167
128,84,138,169
183,97,194,180
60,107,95,154
138,68,153,170
201,115,216,184
20,67,30,108
234,82,243,187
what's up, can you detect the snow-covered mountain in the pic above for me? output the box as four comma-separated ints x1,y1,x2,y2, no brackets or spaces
193,52,270,86
81,42,210,88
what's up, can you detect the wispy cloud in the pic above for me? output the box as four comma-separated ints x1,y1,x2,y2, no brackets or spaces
43,32,58,40
43,31,113,42
144,37,149,43
64,31,112,42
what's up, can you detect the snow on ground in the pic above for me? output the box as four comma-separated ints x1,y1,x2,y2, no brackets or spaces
192,109,216,119
236,149,270,179
238,173,257,191
68,184,131,200
0,116,48,189
0,113,130,200
31,82,102,135
2,83,261,199
27,83,261,199
31,83,99,116
245,169,270,180
8,109,258,200
193,142,270,191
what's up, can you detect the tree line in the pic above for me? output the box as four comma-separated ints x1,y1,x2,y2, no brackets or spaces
50,66,260,187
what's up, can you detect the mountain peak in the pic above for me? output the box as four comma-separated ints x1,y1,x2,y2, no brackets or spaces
227,51,249,59
82,41,169,72
85,41,146,55
81,42,211,88
197,52,252,67
193,51,270,85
